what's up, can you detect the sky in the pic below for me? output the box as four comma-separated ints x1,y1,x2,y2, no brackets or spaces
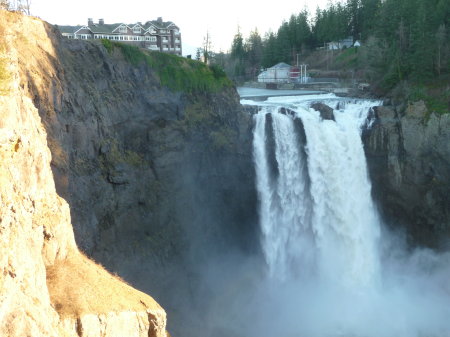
31,0,330,57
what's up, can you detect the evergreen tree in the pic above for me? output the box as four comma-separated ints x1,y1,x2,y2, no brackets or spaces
276,21,291,63
262,32,277,68
347,0,361,40
359,0,381,40
226,0,450,86
245,29,264,78
230,27,246,80
294,10,313,52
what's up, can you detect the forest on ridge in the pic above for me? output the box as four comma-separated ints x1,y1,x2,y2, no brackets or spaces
211,0,449,96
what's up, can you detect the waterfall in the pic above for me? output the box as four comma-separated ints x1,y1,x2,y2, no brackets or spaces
253,95,382,288
253,107,314,280
232,93,450,337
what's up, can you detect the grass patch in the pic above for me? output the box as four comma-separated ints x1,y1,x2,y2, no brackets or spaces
101,40,232,93
408,85,449,116
47,251,163,317
101,38,113,53
335,47,357,66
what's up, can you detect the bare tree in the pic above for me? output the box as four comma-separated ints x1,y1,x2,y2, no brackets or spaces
3,0,31,14
24,0,31,15
0,0,10,10
17,0,31,14
202,31,212,64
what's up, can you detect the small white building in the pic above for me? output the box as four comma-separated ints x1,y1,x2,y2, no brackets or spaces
327,37,354,50
258,62,292,83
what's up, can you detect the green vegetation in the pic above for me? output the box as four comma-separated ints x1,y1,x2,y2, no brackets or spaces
99,139,145,168
100,40,232,93
210,127,237,152
335,47,357,68
223,1,448,82
101,38,113,53
183,102,213,129
217,0,449,112
181,101,237,153
408,85,449,116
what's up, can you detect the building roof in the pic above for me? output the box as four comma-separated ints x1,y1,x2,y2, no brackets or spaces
145,19,178,29
270,62,291,69
89,24,119,34
56,18,179,35
57,25,84,34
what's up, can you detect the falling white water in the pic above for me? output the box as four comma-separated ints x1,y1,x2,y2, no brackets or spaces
252,95,382,288
253,106,314,280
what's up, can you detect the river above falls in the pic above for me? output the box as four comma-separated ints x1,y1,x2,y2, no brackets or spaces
237,87,326,100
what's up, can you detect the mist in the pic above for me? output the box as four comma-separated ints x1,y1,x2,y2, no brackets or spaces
195,242,450,337
182,95,450,337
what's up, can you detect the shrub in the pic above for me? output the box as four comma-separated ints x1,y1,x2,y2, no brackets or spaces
101,40,232,93
101,39,113,53
408,85,449,116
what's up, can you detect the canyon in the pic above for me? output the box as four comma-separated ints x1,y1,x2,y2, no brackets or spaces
1,10,449,337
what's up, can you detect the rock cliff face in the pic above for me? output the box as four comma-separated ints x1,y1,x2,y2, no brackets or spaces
363,101,450,248
1,10,257,337
0,11,168,337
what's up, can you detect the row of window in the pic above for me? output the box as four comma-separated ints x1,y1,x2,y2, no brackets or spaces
70,34,157,42
162,46,182,51
63,34,181,53
162,38,181,42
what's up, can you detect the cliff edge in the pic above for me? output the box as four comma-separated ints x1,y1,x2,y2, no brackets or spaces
363,101,450,248
0,11,167,337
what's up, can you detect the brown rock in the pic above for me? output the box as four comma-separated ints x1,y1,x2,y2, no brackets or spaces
0,11,167,337
310,102,335,121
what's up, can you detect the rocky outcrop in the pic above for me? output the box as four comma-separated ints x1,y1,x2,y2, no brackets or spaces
0,11,166,336
1,10,257,337
310,102,335,121
363,101,450,248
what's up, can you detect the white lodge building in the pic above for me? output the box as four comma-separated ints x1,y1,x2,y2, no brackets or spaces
58,17,182,56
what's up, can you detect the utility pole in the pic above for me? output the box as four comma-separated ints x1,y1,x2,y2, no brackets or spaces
300,63,303,82
299,64,307,83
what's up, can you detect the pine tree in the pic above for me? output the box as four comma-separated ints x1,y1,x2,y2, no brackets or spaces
262,32,277,68
230,27,246,80
245,29,263,78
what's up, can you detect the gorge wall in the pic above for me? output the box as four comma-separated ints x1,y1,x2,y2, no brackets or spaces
0,11,167,337
363,101,450,249
6,9,450,337
1,10,257,337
